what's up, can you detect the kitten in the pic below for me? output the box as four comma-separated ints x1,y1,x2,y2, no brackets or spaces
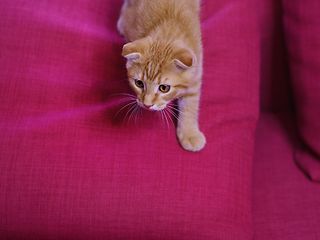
117,0,206,152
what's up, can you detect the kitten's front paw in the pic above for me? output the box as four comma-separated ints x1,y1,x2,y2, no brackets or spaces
177,129,206,152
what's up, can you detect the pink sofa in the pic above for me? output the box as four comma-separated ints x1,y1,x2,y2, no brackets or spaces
0,0,319,239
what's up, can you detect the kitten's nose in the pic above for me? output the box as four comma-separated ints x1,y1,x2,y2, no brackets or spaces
143,103,153,108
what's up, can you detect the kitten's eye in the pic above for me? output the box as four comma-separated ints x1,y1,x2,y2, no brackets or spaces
135,79,144,89
159,84,171,93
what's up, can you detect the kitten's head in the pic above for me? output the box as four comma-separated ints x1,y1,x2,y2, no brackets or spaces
122,37,197,111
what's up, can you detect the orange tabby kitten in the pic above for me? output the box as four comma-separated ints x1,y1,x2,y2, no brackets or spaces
117,0,206,152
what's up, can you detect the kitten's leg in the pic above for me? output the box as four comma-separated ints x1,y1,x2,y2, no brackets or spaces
177,91,206,152
117,18,124,36
117,0,128,36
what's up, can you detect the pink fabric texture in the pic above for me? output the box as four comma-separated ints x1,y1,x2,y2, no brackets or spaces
252,1,320,238
283,0,320,181
0,0,259,239
253,113,320,240
258,0,292,112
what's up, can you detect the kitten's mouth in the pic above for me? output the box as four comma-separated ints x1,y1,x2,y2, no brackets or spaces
141,105,161,112
136,100,166,111
142,105,156,111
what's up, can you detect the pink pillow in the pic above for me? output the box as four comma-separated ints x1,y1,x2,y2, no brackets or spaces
283,0,320,181
0,0,259,239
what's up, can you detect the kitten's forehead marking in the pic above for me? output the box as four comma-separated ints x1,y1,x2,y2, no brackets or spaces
142,42,173,82
143,61,162,83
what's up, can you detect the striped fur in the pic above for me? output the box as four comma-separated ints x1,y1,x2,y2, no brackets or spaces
118,0,206,152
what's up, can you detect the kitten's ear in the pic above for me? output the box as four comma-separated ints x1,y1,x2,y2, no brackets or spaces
173,48,196,70
122,43,142,62
122,38,149,63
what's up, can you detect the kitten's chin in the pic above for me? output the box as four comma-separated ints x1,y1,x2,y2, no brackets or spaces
150,105,167,111
141,105,166,112
136,100,167,111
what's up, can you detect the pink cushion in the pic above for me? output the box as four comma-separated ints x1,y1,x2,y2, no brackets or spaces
253,113,320,240
283,0,320,181
258,0,293,112
0,0,259,239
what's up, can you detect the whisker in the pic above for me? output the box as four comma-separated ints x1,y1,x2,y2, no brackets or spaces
164,109,175,127
166,107,179,121
162,109,170,129
134,105,141,123
134,107,140,124
124,103,138,124
114,101,137,119
166,104,181,111
160,110,166,128
117,97,136,104
167,104,196,116
166,104,183,114
109,93,136,99
166,106,183,120
164,111,169,129
128,105,139,124
139,106,143,118
109,93,137,105
166,105,179,116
